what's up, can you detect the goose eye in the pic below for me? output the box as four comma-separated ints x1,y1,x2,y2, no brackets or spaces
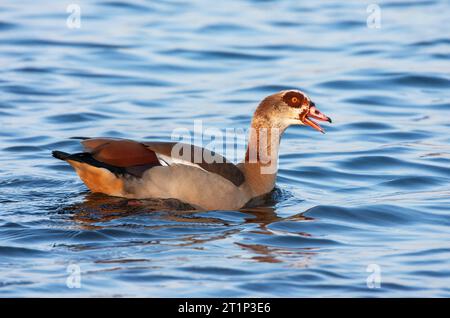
283,91,305,107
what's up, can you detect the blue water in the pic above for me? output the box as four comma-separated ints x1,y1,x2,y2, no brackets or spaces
1,0,450,297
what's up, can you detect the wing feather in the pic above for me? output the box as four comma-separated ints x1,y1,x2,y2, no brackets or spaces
73,138,245,185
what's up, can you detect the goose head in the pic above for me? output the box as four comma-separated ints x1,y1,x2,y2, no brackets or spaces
253,90,332,133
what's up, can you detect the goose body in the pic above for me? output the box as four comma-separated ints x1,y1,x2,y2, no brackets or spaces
53,90,331,210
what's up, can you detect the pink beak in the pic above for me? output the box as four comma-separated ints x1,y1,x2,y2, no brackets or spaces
303,103,332,134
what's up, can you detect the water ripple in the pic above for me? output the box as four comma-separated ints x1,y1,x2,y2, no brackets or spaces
0,0,449,297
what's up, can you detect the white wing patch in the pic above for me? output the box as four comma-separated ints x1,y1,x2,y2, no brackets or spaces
155,153,208,172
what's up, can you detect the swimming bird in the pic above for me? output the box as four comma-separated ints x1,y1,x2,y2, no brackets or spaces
53,90,331,210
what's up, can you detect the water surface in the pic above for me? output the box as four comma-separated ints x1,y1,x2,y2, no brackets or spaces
1,0,450,297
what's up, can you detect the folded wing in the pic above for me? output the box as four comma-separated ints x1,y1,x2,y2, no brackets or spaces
76,138,245,186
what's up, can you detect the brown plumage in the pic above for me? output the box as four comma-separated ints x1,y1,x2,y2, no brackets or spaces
82,138,160,167
53,90,331,210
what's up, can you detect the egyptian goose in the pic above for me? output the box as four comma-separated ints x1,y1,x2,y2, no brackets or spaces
53,90,331,210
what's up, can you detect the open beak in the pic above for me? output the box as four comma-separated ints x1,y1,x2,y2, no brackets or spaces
302,103,332,134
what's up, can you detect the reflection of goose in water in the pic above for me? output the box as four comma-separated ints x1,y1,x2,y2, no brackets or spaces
65,188,290,226
61,189,317,265
53,90,331,210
